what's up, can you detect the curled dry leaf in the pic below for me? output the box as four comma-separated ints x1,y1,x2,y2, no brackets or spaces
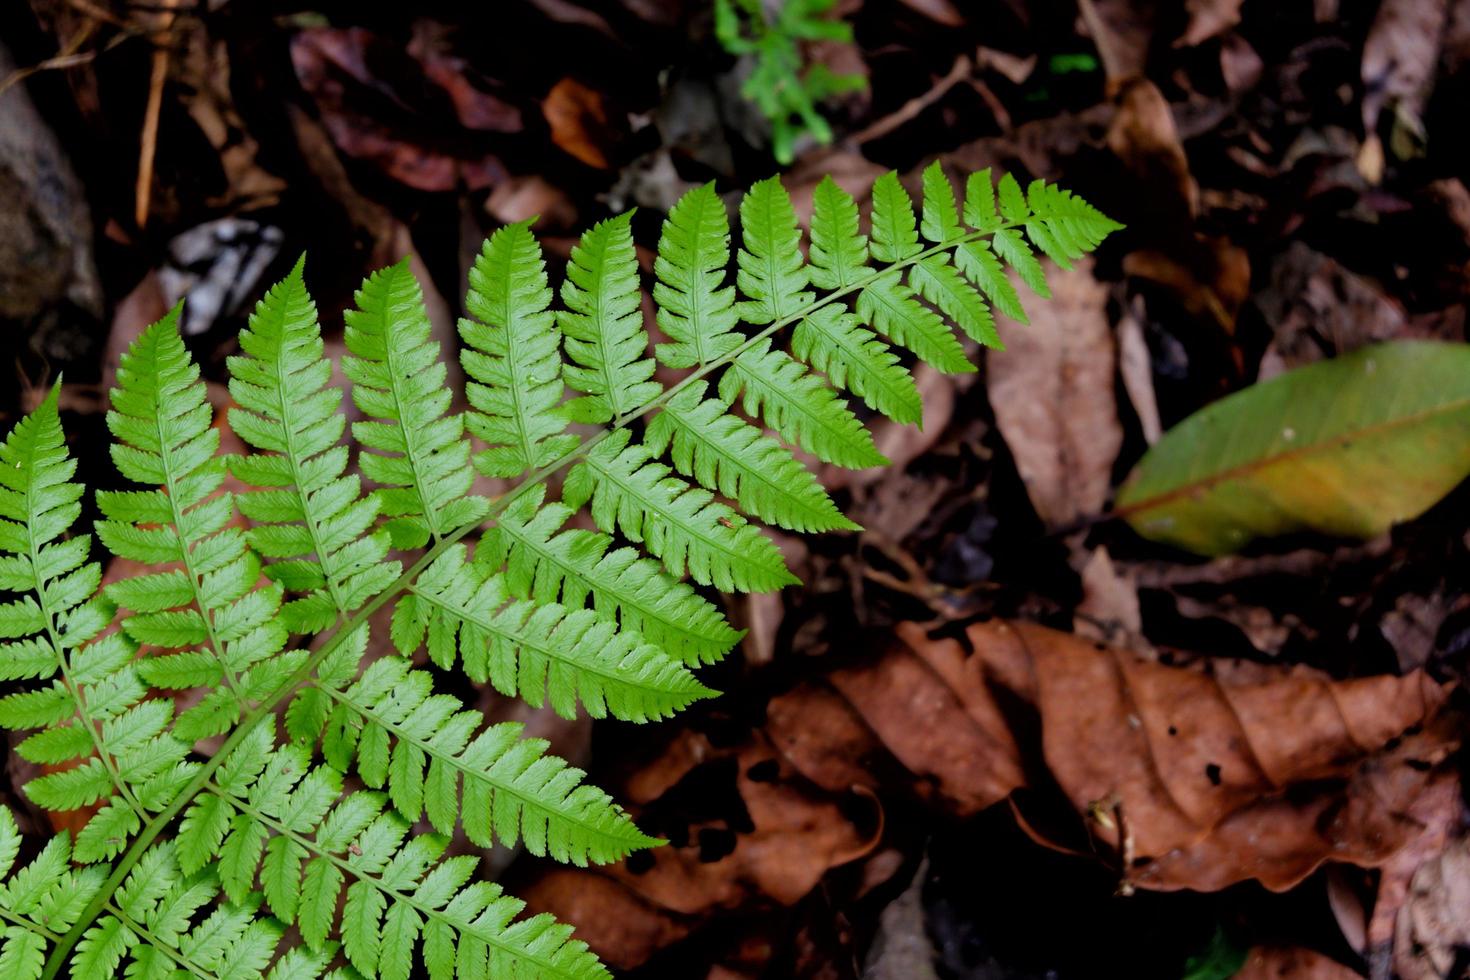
769,619,1455,894
1361,0,1448,138
1394,838,1470,980
986,257,1121,525
1178,0,1245,47
543,76,616,169
1077,0,1156,83
521,734,880,969
290,26,512,191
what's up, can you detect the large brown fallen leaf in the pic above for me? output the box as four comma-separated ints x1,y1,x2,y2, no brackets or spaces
521,733,880,969
1394,838,1470,980
769,619,1455,893
986,258,1122,525
527,619,1454,971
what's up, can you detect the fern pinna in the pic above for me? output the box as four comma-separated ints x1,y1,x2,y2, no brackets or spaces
0,164,1117,979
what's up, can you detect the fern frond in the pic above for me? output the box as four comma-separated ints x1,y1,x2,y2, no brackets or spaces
856,271,974,374
398,544,716,721
647,384,856,532
654,182,742,368
228,257,401,635
460,220,580,478
177,725,610,980
84,839,310,980
477,486,742,666
559,213,660,422
910,256,1001,348
19,165,1120,980
721,339,887,469
98,310,292,743
919,161,964,245
564,429,799,593
344,260,487,549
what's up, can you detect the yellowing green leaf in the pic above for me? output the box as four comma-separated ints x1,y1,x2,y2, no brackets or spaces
1116,341,1470,555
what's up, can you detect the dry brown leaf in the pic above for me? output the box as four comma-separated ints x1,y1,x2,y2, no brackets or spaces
523,735,878,968
1076,0,1155,83
290,27,510,192
1178,0,1244,47
774,618,1455,894
1074,545,1144,648
895,0,965,27
1235,947,1361,979
1107,78,1197,220
1394,838,1470,979
1361,0,1448,138
1117,297,1163,444
543,77,615,169
986,257,1121,525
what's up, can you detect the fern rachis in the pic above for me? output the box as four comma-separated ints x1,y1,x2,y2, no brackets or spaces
0,161,1118,979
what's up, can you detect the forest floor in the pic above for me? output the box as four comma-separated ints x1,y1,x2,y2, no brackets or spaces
2,0,1470,977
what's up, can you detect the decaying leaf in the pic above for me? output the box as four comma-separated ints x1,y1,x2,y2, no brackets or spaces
1116,341,1470,555
987,258,1122,525
543,76,616,168
1394,838,1470,980
771,618,1455,895
522,734,881,969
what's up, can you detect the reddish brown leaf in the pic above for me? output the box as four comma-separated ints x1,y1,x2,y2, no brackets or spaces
543,77,615,169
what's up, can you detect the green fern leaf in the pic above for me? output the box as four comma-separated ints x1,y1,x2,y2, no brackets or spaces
736,176,812,322
721,340,887,469
647,384,856,531
808,176,869,289
954,239,1027,323
460,220,580,478
229,256,401,634
910,256,1001,348
997,171,1030,222
344,260,487,549
99,310,288,741
564,429,799,592
559,212,660,422
402,545,716,720
0,385,189,856
790,305,921,424
920,162,963,244
991,227,1050,299
869,172,922,262
477,485,742,665
963,168,1001,232
654,182,742,368
856,272,974,374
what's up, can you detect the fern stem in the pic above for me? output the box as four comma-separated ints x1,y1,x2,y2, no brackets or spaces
0,906,61,943
44,220,1016,975
203,784,585,979
101,901,217,980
